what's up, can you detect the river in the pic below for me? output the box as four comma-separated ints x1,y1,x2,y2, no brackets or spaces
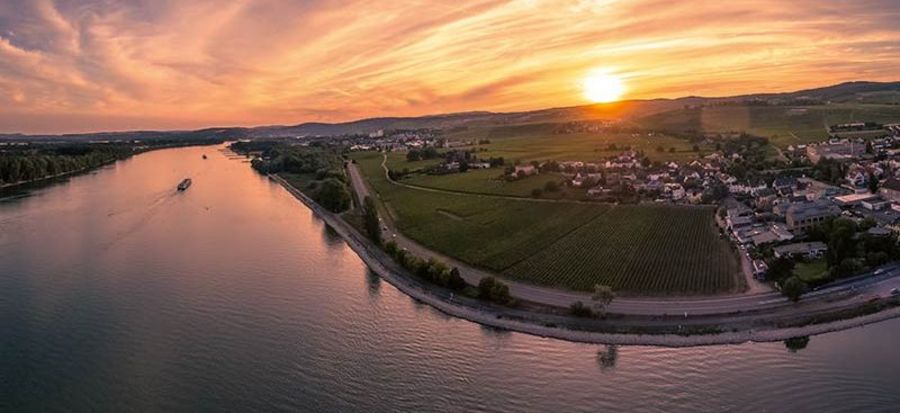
1,144,898,412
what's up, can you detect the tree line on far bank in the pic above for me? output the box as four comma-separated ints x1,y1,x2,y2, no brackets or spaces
1,139,223,187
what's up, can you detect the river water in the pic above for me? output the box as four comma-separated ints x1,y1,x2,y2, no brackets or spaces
1,144,898,412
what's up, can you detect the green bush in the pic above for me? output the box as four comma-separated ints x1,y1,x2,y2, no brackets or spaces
477,276,513,306
569,301,596,318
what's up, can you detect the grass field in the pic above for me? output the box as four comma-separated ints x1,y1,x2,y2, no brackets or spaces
794,259,830,284
352,151,743,295
633,104,900,147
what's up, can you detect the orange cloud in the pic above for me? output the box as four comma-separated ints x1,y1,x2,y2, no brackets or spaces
0,0,898,133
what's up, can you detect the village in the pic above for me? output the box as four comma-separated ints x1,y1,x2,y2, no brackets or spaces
339,121,900,292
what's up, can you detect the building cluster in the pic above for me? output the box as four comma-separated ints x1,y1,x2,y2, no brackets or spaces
732,177,900,274
551,120,616,134
534,150,735,204
348,129,442,152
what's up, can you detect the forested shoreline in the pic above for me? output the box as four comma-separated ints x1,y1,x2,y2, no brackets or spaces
1,138,225,188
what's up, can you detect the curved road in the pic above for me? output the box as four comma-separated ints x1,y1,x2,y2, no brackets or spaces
346,155,900,316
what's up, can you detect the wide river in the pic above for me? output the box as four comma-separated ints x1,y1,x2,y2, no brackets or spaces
1,144,899,412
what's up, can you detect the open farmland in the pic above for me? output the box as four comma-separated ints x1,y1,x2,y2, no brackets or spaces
503,205,744,294
400,167,577,199
633,104,900,147
351,151,743,295
444,123,716,163
353,152,612,270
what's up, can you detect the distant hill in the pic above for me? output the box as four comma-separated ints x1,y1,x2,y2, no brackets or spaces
3,81,898,141
249,81,900,137
631,82,900,146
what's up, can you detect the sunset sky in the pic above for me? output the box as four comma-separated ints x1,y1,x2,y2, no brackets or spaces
1,0,899,134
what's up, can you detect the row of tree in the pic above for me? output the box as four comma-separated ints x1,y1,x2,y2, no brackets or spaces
383,241,468,291
0,144,133,186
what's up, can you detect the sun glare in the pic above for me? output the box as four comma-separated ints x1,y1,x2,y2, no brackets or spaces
583,72,626,103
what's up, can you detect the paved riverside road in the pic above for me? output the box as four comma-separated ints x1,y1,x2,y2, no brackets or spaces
345,158,900,317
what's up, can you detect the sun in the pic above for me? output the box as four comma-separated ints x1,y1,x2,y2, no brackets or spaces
582,72,626,103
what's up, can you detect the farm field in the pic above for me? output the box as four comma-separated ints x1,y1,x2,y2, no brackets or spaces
444,124,715,163
402,168,577,199
351,151,743,295
502,205,744,294
633,104,900,147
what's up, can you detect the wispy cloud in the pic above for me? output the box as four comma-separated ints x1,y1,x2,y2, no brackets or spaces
0,0,898,133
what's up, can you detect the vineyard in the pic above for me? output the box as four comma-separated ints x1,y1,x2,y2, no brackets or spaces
351,152,743,296
502,205,744,294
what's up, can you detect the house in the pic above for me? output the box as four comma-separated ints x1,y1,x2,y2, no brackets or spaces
845,169,868,188
806,141,865,164
785,201,841,232
866,227,892,237
571,174,585,187
773,242,828,259
862,198,890,211
664,183,686,200
469,162,491,169
753,187,778,210
772,176,798,194
513,165,537,177
752,260,769,280
879,177,900,202
725,202,755,230
587,186,611,198
749,223,795,246
834,192,879,207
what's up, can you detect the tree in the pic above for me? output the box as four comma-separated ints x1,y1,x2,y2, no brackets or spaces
477,276,513,305
868,172,879,194
825,218,858,266
692,144,700,152
315,178,352,212
597,344,618,369
531,188,543,198
384,240,399,255
781,276,807,302
544,180,559,192
447,267,467,290
569,301,595,318
363,196,381,245
766,257,796,283
669,147,676,153
406,150,421,162
591,284,615,317
784,336,810,352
